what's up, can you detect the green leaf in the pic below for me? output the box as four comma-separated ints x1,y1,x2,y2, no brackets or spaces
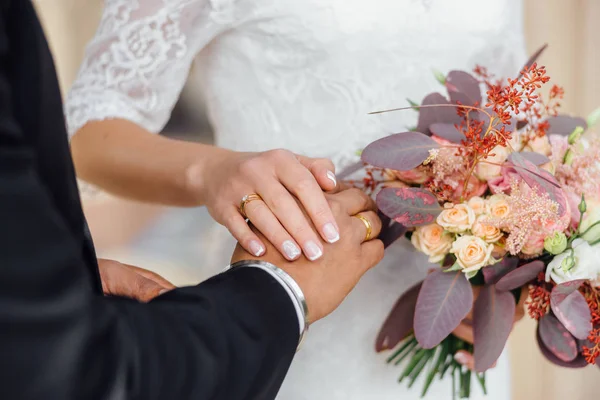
387,336,417,364
444,262,463,272
476,373,487,395
587,106,600,128
408,350,434,388
399,348,428,382
433,69,447,85
465,270,478,280
407,98,420,111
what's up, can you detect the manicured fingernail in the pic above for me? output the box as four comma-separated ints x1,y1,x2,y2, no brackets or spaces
282,240,301,260
322,222,340,243
249,240,265,257
303,240,323,261
159,289,169,295
326,171,337,187
454,352,469,366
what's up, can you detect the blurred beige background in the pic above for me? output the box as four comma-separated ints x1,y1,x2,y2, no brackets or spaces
34,0,600,398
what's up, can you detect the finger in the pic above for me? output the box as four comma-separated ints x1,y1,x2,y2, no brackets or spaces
331,188,376,215
244,199,305,261
452,321,474,344
454,351,475,370
275,162,340,245
455,351,497,371
296,155,337,191
125,264,176,290
222,208,267,257
108,268,166,302
350,211,382,243
359,239,384,272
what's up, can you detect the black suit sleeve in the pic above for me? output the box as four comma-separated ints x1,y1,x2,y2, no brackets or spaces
0,16,298,400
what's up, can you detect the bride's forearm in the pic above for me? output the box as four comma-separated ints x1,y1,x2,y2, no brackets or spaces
70,119,227,207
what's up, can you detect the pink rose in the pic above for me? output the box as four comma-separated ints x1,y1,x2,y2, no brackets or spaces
549,134,569,161
521,231,546,256
565,190,582,229
449,174,487,203
431,135,454,146
393,167,429,184
488,166,520,194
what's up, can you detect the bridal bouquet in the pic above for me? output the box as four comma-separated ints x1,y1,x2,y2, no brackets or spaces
349,46,600,398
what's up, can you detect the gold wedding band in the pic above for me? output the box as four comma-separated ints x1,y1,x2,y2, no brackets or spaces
354,214,373,242
239,193,262,218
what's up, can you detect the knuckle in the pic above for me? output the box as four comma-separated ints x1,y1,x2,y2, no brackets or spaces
293,177,317,194
267,148,292,162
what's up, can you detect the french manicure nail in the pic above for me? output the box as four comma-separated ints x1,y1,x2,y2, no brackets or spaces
304,240,323,261
282,240,301,260
249,240,265,257
322,222,340,243
326,170,337,187
159,289,169,295
454,352,469,366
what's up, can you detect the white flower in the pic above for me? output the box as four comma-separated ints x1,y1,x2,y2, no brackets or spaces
411,223,453,263
546,239,600,284
437,203,476,233
451,235,494,273
579,200,600,243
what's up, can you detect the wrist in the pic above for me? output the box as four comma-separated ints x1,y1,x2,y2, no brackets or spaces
183,145,233,206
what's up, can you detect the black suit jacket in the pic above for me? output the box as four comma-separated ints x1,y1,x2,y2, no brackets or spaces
0,2,298,399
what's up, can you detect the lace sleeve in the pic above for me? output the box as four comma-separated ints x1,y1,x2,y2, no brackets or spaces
65,0,238,137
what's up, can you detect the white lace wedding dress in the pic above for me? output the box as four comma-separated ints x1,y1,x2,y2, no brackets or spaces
65,0,527,398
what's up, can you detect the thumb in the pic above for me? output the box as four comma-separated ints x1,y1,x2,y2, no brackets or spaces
296,155,337,192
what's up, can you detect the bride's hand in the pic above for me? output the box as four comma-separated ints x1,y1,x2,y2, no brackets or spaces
452,286,527,371
190,148,339,261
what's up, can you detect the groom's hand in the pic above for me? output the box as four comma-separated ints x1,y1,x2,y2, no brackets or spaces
98,259,176,302
231,188,384,323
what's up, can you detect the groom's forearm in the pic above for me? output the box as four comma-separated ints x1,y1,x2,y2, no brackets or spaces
71,119,226,207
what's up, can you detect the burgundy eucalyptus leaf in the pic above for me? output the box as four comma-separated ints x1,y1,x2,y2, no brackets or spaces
546,115,588,136
508,152,566,215
379,222,408,249
375,281,423,352
482,257,519,285
445,70,482,107
429,123,464,143
473,285,515,372
361,132,440,171
519,151,550,166
516,120,528,130
550,280,593,340
518,43,548,78
337,161,365,180
536,328,588,368
538,313,578,362
495,260,545,292
416,93,462,135
414,270,473,349
376,187,442,227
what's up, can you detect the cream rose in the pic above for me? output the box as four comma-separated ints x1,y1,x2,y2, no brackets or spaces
467,196,487,216
486,194,511,219
411,223,453,263
475,145,511,181
471,215,503,243
436,203,476,233
523,135,552,156
451,235,495,273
